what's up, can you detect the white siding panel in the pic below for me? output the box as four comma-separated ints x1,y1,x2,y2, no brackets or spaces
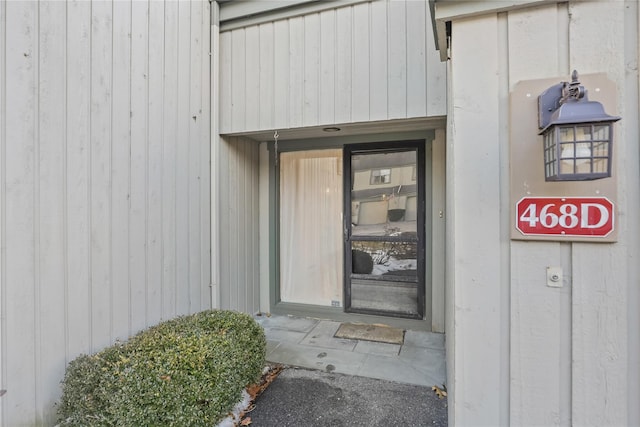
369,0,388,120
236,142,247,308
176,0,193,315
65,0,92,360
430,129,446,333
288,17,305,128
188,0,206,313
406,0,427,118
449,14,504,426
303,13,321,127
219,0,447,134
0,2,5,422
425,1,446,117
146,0,165,327
259,23,275,129
163,0,179,319
387,0,407,119
4,2,38,423
218,136,231,308
90,0,113,353
568,3,628,425
572,245,628,426
0,1,211,424
129,0,150,335
510,242,569,427
273,20,290,129
507,5,571,426
220,31,233,136
334,6,353,123
627,4,640,425
352,2,370,122
111,0,132,342
319,10,336,124
199,1,212,309
37,2,68,424
0,0,3,421
218,137,260,314
245,26,261,130
507,5,563,82
231,29,247,132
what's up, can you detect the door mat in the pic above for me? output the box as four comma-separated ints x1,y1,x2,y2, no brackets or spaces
334,323,405,345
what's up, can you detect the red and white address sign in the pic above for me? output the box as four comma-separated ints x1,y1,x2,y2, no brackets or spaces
516,197,614,237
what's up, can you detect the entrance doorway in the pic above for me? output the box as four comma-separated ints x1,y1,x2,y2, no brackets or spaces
276,139,428,321
344,142,426,319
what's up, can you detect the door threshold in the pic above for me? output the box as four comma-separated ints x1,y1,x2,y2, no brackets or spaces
270,302,433,332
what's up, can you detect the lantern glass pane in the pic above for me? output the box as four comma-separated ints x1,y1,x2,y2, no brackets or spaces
560,142,578,160
576,157,593,174
593,157,609,174
543,131,558,179
593,125,609,140
592,140,609,157
559,157,575,175
558,127,574,143
575,125,592,141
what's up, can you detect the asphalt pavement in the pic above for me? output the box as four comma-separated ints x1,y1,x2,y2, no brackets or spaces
247,367,448,426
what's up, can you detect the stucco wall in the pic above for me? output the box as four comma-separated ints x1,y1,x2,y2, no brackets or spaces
0,1,211,424
446,1,640,425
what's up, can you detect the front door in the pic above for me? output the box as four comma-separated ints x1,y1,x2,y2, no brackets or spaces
343,142,426,319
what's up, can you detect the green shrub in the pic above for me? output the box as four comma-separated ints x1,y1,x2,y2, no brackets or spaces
57,310,266,426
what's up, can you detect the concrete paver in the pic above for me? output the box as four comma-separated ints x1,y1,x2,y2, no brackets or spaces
254,314,318,332
268,341,369,375
353,340,401,356
300,320,358,351
404,329,445,349
256,314,447,388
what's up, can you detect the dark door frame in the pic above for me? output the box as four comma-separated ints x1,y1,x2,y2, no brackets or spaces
343,140,427,319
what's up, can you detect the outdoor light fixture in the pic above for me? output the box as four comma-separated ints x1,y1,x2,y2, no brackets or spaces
538,70,620,181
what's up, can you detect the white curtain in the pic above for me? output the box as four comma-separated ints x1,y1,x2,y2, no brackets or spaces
279,149,343,306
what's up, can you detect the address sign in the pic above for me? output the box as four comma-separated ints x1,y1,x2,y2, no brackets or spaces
515,197,614,237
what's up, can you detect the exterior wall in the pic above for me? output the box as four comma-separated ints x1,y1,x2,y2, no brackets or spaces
217,136,261,313
219,0,446,135
0,1,211,425
216,0,448,328
446,1,640,425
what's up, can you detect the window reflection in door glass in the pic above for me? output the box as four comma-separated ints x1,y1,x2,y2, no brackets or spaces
351,151,417,237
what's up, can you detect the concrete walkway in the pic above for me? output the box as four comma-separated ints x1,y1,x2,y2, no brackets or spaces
253,314,446,388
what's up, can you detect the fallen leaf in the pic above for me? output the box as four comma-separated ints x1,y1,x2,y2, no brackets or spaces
238,365,284,424
432,385,447,399
246,384,261,400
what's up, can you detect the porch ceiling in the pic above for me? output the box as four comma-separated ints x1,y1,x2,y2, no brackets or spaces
218,116,446,143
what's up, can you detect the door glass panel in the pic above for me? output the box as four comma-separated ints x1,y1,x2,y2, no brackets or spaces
347,148,423,318
279,149,344,306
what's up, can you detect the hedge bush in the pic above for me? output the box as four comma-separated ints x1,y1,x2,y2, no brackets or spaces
57,310,266,426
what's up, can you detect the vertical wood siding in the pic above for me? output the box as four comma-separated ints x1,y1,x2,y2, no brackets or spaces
218,136,260,314
219,0,446,134
507,5,571,426
448,13,504,427
448,1,640,425
0,1,211,425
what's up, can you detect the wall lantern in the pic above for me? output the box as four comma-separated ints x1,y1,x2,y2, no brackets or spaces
538,70,620,181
